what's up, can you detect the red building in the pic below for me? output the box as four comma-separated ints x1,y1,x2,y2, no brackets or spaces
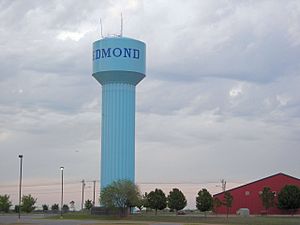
213,173,300,215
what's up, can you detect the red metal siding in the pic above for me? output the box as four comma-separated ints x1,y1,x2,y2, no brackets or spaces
213,173,300,215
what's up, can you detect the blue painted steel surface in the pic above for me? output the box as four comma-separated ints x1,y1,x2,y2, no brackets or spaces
92,37,146,189
93,37,146,75
101,83,136,188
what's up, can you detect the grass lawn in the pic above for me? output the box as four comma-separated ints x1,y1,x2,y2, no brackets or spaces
47,212,300,225
183,217,300,225
133,214,300,225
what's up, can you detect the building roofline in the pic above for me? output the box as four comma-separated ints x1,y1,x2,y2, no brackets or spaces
213,172,300,197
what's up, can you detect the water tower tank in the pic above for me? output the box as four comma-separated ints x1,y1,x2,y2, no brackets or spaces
92,36,146,189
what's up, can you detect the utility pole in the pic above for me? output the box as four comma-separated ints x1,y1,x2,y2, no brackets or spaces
221,179,226,192
93,180,96,206
81,179,85,210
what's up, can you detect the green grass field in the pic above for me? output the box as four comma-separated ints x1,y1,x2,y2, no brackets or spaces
48,212,300,225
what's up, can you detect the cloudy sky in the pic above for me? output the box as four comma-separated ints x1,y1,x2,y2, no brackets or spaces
1,0,300,209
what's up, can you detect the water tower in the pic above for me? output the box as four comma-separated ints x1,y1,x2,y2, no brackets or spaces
92,32,146,189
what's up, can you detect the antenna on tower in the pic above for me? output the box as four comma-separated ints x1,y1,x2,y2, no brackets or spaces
100,18,104,38
120,13,123,37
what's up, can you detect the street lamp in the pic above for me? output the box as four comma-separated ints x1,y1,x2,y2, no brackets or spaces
81,179,85,211
60,166,64,218
18,155,23,220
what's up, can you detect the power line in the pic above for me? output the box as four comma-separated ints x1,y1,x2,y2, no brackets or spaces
0,180,82,188
0,180,244,190
7,190,81,196
137,182,219,185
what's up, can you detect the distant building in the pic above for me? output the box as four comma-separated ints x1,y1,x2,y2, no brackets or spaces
213,173,300,215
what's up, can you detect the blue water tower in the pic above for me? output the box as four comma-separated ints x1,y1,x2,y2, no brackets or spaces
92,36,146,189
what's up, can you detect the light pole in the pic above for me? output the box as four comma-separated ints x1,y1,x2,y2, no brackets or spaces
81,179,85,210
93,180,96,206
18,155,23,220
60,166,64,218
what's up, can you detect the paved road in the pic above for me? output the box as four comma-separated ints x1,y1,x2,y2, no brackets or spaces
0,215,182,225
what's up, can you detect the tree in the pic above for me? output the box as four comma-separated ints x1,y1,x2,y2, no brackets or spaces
147,189,167,215
100,180,140,216
167,188,187,213
42,204,48,212
213,197,222,215
51,203,59,211
143,192,150,212
85,199,93,210
21,194,37,213
223,191,233,218
259,187,275,214
196,189,213,217
0,194,12,213
136,193,147,211
62,204,69,213
278,185,300,214
69,201,75,211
